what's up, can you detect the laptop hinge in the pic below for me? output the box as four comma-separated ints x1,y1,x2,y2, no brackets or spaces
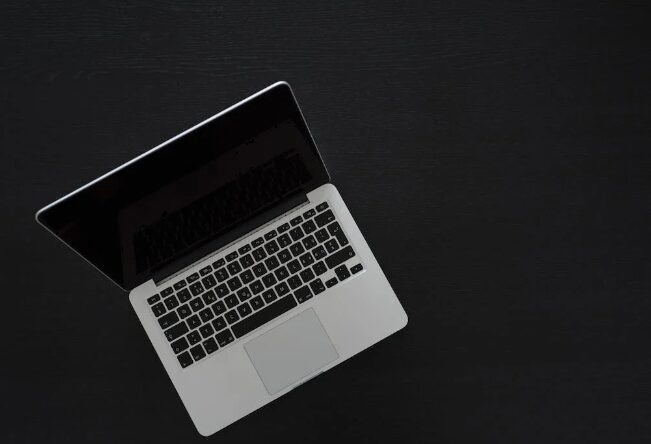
151,192,309,287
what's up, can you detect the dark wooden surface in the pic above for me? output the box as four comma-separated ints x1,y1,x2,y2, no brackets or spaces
2,1,650,442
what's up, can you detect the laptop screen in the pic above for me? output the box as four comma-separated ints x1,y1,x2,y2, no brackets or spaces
36,83,329,290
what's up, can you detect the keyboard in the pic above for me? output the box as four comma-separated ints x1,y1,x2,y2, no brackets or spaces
146,201,364,368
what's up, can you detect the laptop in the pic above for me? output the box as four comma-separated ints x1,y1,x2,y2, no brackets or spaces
35,81,408,436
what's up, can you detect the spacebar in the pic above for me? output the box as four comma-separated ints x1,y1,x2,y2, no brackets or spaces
231,295,298,338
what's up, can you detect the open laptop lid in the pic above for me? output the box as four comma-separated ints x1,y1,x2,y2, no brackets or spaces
36,82,330,291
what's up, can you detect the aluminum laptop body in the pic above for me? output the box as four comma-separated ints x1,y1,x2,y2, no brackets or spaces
35,81,407,436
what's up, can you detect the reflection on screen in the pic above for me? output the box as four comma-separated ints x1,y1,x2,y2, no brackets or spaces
38,108,328,290
131,148,311,275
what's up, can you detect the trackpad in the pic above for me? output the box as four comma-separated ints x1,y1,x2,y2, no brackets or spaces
244,308,339,395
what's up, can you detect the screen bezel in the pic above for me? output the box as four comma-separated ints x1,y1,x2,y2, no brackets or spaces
35,81,330,291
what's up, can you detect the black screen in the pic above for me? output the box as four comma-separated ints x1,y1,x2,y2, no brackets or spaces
36,83,329,290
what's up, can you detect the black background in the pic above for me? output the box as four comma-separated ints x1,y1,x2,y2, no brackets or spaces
2,1,650,443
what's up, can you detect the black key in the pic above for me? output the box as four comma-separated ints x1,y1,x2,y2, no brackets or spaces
303,208,316,219
187,273,200,283
224,294,238,308
252,247,267,262
278,249,292,263
159,311,179,329
287,259,302,274
147,294,160,305
325,239,339,254
199,323,214,338
203,337,219,354
327,221,343,237
151,302,166,317
328,222,349,246
212,300,226,316
190,297,204,312
237,287,252,302
313,261,327,276
302,234,317,249
171,337,189,354
212,258,225,269
241,269,254,284
253,264,267,277
264,230,277,240
240,254,254,269
313,245,327,260
250,295,265,310
299,252,314,267
215,329,235,347
177,288,191,303
164,295,179,310
227,276,242,291
290,216,303,226
300,268,315,283
264,239,279,254
335,264,351,281
253,263,267,278
202,274,217,289
278,233,292,247
290,242,305,257
275,282,290,296
187,331,201,345
227,261,242,275
187,315,201,329
165,321,189,342
199,307,214,322
325,277,338,288
262,273,277,288
315,209,335,227
211,316,227,332
177,351,193,368
325,246,355,269
274,265,289,281
264,255,280,270
199,265,212,276
238,244,251,255
237,302,252,317
161,287,173,297
177,304,192,319
231,295,298,338
289,226,304,241
173,280,187,290
278,222,290,233
250,280,264,294
315,228,329,243
214,268,229,282
190,344,206,361
295,285,313,303
288,275,302,290
351,264,363,274
215,284,229,298
316,202,329,212
302,220,317,234
262,289,277,304
225,309,240,324
252,237,264,247
190,282,204,296
226,251,238,262
310,278,326,295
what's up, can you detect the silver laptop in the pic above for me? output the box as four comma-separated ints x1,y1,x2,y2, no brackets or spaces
35,81,407,436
